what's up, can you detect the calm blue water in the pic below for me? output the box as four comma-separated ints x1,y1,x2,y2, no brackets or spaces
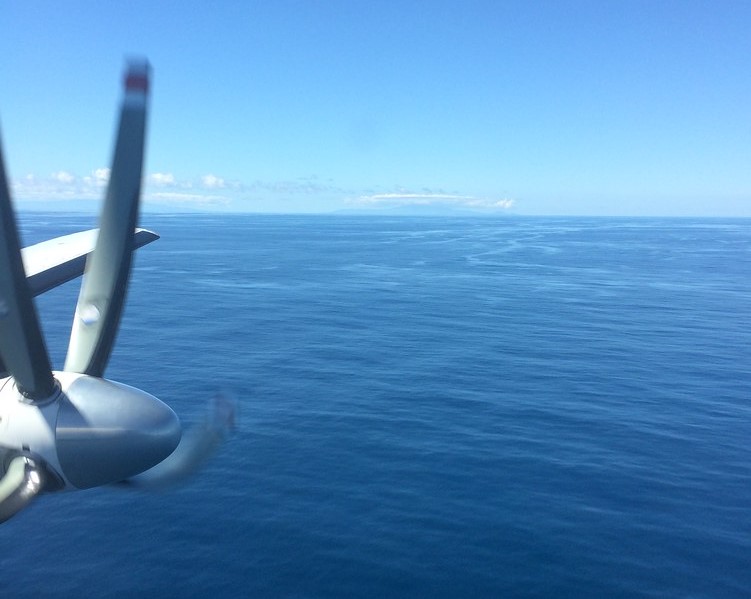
2,214,750,598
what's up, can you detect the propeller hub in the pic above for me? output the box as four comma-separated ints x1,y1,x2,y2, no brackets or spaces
54,373,181,489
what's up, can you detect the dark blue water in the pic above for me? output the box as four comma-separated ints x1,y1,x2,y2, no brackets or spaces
3,215,750,598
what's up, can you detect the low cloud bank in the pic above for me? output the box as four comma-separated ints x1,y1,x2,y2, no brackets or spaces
349,192,514,211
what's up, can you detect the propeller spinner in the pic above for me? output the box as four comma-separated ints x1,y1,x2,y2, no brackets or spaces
0,61,181,522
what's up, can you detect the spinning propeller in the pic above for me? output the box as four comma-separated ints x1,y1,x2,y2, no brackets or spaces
0,62,208,523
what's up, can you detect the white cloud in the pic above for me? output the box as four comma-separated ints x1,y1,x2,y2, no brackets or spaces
201,174,225,189
143,173,233,208
81,167,110,190
257,176,343,196
93,168,110,186
13,170,101,200
52,170,75,184
8,167,512,214
9,168,234,206
349,192,515,211
490,199,515,209
150,172,176,186
149,191,231,207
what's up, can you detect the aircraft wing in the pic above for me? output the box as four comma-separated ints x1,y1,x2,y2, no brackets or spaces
21,228,159,297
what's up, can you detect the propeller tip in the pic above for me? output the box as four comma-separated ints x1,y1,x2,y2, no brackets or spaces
124,59,150,94
211,390,237,432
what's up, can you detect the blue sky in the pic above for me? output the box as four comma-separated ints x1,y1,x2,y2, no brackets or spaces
1,1,749,215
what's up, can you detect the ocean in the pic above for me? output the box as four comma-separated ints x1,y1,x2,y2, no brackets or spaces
2,214,750,598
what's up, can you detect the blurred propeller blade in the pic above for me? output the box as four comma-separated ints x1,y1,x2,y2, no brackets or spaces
65,61,150,377
0,138,56,399
127,391,236,490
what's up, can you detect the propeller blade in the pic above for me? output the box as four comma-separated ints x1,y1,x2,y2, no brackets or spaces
0,137,56,399
64,61,150,377
0,456,46,523
127,391,236,490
